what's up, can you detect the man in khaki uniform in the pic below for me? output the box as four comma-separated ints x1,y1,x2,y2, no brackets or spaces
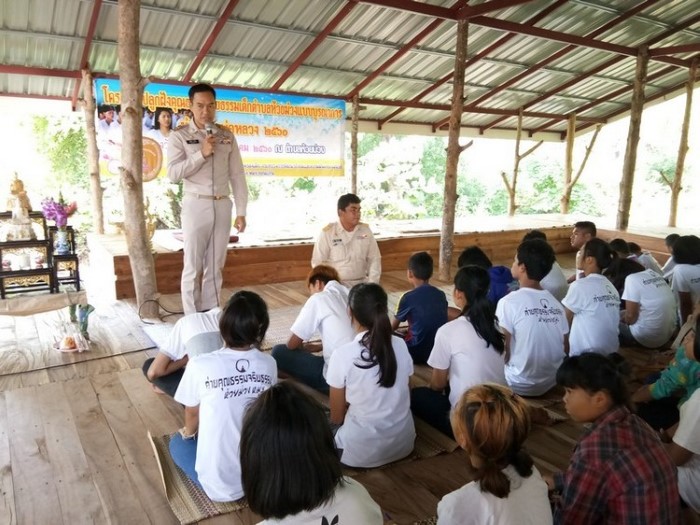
168,84,248,315
311,193,381,287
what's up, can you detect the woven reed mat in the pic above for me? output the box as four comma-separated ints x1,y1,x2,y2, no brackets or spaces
148,432,248,524
342,417,459,476
413,517,437,525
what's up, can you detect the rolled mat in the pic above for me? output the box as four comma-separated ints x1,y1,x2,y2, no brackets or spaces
148,431,248,524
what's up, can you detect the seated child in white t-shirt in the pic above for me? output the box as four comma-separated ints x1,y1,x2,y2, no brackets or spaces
142,307,224,397
437,384,552,525
522,230,569,302
168,291,277,502
670,235,700,324
562,238,620,356
240,381,383,525
496,239,569,396
272,265,354,394
604,257,676,349
662,233,680,281
327,283,415,468
411,265,507,438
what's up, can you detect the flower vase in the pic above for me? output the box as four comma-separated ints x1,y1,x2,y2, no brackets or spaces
55,229,70,255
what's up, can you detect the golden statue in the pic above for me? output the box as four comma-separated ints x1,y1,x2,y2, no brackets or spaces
1,174,36,241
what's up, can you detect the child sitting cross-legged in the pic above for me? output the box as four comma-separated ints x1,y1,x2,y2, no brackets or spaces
327,283,415,468
392,251,448,364
168,291,277,502
411,265,507,438
545,353,681,524
437,383,552,525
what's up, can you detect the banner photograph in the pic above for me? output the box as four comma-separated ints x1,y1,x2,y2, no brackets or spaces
94,79,346,179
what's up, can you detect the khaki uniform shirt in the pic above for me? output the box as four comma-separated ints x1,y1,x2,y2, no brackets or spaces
167,121,248,215
311,222,381,286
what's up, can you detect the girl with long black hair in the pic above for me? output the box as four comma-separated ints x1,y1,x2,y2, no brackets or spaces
326,283,415,468
411,265,507,437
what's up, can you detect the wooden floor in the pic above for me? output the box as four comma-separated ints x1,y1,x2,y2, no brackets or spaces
0,261,659,525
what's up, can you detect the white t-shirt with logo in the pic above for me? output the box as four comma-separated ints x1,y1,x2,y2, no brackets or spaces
540,261,569,302
437,465,553,525
326,333,415,468
671,264,700,313
495,288,568,396
428,316,507,407
562,273,620,356
162,307,223,360
258,477,383,525
673,388,700,513
174,348,277,502
290,280,355,377
622,270,676,348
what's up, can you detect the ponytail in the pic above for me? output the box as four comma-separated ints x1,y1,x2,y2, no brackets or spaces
455,266,505,354
349,284,398,388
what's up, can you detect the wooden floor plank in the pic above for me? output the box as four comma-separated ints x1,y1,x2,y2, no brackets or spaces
5,386,64,525
35,382,107,524
89,372,178,525
118,368,183,437
0,392,16,525
63,378,150,525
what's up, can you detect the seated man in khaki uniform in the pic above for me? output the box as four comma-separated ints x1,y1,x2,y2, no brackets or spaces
311,193,381,287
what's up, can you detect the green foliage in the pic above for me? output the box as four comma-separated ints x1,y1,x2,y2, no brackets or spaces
291,177,317,193
32,115,89,190
486,189,509,215
357,133,383,157
645,145,678,189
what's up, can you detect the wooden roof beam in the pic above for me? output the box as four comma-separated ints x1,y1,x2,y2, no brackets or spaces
346,0,469,99
272,1,358,90
469,16,689,68
476,9,700,133
183,0,240,83
433,0,663,131
70,0,103,110
456,0,539,19
651,43,700,57
376,0,568,127
575,60,700,136
355,0,456,20
359,97,604,122
532,65,677,135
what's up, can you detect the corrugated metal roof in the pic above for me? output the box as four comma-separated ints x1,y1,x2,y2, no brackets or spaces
0,0,698,140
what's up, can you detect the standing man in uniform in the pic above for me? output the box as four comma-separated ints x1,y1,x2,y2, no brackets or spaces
168,84,248,315
311,193,381,287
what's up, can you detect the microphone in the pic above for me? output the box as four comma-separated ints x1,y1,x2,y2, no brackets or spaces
205,122,214,136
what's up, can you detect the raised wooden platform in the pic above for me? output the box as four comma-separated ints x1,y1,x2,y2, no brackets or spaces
88,222,577,300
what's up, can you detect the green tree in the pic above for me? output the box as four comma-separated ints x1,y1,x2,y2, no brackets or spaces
32,115,89,190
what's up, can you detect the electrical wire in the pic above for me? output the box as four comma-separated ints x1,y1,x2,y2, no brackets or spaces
138,298,183,324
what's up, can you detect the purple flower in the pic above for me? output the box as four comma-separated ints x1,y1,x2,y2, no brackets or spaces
41,194,78,230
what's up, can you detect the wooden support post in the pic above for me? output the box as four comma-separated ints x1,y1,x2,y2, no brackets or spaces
118,0,159,318
561,120,602,214
501,108,543,217
669,58,697,227
81,69,104,234
438,18,469,282
351,94,359,194
561,114,575,214
617,46,649,231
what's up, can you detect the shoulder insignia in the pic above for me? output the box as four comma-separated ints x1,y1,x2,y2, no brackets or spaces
322,223,334,232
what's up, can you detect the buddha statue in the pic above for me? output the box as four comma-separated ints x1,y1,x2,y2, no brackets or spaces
1,174,36,241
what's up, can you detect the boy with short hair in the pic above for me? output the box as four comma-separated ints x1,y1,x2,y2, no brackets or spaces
496,240,569,396
569,221,597,282
392,251,448,364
